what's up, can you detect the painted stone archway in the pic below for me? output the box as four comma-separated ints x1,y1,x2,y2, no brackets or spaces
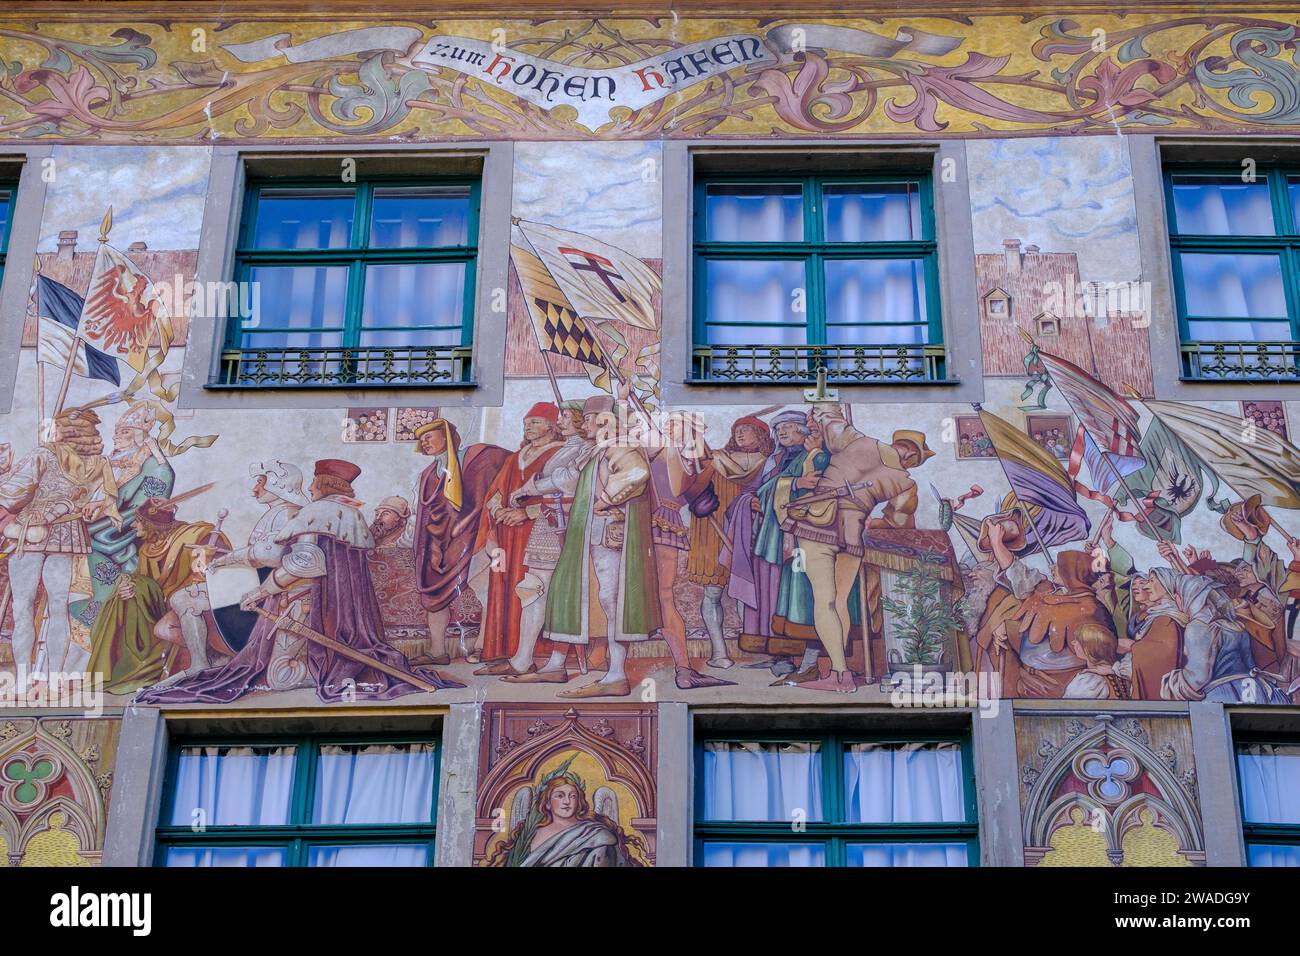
1016,713,1205,867
0,717,119,866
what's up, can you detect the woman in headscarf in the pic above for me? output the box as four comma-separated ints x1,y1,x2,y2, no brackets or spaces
1126,566,1186,699
1157,571,1289,703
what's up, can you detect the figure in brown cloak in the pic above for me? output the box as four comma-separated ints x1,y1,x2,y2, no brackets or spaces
411,419,509,665
990,549,1116,698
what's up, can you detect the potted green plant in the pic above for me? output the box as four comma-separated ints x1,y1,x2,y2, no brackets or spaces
881,556,960,689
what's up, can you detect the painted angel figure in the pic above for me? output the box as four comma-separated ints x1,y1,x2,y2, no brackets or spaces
486,755,646,867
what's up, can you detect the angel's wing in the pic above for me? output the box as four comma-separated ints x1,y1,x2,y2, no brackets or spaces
510,785,533,830
593,786,618,821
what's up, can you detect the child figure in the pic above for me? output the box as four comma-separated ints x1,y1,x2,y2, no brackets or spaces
1064,623,1131,700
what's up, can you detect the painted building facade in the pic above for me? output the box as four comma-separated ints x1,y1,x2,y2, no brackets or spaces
0,0,1298,867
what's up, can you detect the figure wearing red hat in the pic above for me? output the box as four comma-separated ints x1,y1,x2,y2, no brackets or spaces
472,402,563,674
142,457,462,704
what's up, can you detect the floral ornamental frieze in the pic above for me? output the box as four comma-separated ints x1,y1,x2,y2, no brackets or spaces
1,14,1300,143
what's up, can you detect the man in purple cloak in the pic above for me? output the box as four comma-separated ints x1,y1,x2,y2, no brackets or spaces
139,459,461,704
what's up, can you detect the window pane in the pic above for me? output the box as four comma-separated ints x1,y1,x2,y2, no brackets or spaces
307,844,429,867
1247,844,1300,867
703,259,805,328
313,742,437,825
1185,319,1294,342
824,259,928,330
824,182,921,241
704,184,803,242
164,846,287,867
846,843,968,867
826,324,927,347
1238,743,1300,824
252,188,355,249
0,190,11,242
701,741,823,822
167,745,296,826
361,262,467,339
1289,177,1300,233
238,330,346,351
1178,253,1287,319
700,842,826,867
1170,175,1274,236
370,186,471,247
843,742,966,823
243,265,348,338
704,324,806,348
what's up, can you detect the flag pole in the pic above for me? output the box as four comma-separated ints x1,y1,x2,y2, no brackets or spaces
1019,330,1172,549
54,206,112,417
32,253,46,435
538,349,564,406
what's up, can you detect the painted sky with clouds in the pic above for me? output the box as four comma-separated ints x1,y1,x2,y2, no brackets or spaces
39,146,211,253
968,136,1140,280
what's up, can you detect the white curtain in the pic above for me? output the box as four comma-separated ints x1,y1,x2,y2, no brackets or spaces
164,846,286,867
847,843,967,867
1238,745,1300,825
700,842,825,867
1247,844,1300,867
313,743,436,825
843,742,966,824
1171,178,1271,236
307,844,428,867
702,741,823,822
168,746,296,827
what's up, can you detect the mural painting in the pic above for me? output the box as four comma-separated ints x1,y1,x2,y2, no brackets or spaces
0,716,118,866
1016,713,1203,866
474,704,655,867
3,14,1300,144
0,7,1294,719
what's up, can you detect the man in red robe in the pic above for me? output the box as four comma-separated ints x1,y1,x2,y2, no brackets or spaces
472,403,562,675
412,420,509,665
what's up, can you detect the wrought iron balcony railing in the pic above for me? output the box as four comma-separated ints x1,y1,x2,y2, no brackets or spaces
1180,341,1300,381
217,345,473,388
692,343,947,384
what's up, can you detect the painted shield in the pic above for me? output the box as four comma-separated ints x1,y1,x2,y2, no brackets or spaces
207,563,263,653
206,563,261,610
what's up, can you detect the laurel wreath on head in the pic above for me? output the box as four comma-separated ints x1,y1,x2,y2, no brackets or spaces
504,754,583,868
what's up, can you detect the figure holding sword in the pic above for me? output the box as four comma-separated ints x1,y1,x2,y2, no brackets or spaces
140,459,462,705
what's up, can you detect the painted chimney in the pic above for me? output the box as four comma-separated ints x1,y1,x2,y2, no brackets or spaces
1025,243,1040,254
56,230,77,260
1002,238,1021,275
127,241,147,253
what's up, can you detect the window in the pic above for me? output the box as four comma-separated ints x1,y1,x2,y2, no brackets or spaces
692,173,943,384
694,735,976,867
984,289,1009,319
1236,740,1300,866
0,181,13,286
220,177,479,388
156,735,440,867
1165,167,1300,380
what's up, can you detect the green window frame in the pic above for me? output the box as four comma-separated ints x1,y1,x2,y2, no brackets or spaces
0,181,14,287
693,732,978,867
1235,737,1300,866
154,733,440,867
221,176,480,388
1164,165,1300,380
691,172,944,384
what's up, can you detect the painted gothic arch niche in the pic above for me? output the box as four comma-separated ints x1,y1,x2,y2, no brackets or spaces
0,717,118,866
474,705,657,866
1017,713,1204,867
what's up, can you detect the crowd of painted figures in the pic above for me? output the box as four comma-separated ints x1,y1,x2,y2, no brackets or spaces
1,386,1298,704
